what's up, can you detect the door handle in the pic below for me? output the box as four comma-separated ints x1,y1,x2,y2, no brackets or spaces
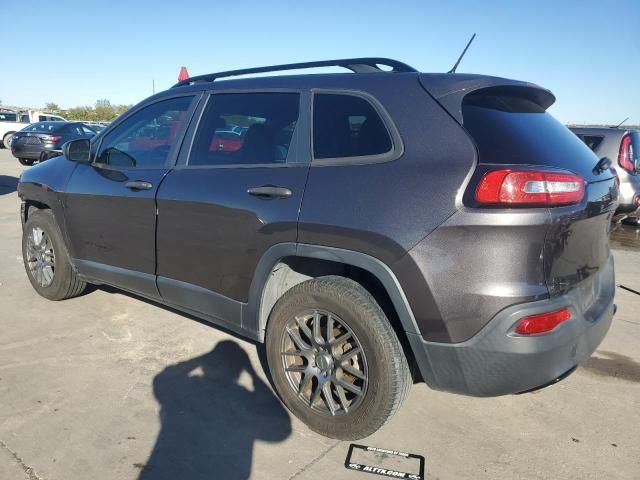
247,185,292,199
125,180,153,191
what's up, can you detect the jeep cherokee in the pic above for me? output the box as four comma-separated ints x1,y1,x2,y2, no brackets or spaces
17,58,617,440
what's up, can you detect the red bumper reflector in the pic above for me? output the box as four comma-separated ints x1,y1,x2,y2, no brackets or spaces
515,307,572,335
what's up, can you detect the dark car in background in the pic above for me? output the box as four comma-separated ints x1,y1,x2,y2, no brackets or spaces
11,122,97,165
570,127,640,220
17,58,618,440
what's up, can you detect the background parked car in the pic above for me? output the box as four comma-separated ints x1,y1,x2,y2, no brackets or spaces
570,127,640,222
11,121,96,166
0,109,66,149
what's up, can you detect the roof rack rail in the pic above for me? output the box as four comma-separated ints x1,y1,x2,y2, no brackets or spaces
172,57,418,88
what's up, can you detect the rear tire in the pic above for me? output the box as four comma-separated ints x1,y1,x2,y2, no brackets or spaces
18,158,35,166
265,276,412,440
3,132,14,149
22,209,86,300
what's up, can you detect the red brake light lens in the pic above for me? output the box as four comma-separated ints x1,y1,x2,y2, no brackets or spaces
44,136,62,142
514,307,572,335
475,170,585,206
618,134,635,173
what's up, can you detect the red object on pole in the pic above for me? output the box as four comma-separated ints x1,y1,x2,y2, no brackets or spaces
178,66,190,82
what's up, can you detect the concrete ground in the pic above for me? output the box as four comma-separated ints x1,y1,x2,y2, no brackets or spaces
0,148,639,480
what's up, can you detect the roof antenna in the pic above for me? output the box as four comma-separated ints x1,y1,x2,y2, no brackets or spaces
614,117,629,128
448,33,476,74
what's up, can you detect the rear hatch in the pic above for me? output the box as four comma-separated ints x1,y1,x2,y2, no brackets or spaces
421,78,618,299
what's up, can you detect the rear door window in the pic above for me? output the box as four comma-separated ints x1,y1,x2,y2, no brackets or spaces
189,92,300,166
313,93,393,160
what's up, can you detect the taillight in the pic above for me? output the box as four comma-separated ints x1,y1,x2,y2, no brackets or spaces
618,134,635,174
42,136,61,142
475,170,585,207
514,307,572,335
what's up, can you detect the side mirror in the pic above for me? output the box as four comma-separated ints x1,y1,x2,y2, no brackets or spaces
64,139,91,163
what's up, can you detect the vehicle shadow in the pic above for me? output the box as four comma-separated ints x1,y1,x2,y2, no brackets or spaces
0,175,18,195
137,340,292,480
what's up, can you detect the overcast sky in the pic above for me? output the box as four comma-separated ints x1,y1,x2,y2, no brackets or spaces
2,0,638,125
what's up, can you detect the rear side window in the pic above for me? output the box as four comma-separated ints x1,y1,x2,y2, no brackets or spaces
189,93,300,166
313,93,392,160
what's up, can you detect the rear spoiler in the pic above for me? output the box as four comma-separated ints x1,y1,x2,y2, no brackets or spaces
419,73,556,124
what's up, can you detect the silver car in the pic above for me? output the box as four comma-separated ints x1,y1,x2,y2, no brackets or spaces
571,127,640,219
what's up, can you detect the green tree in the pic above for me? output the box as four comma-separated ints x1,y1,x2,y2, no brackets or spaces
45,102,61,114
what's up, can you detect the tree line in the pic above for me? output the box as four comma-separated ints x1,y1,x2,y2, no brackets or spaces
44,100,132,122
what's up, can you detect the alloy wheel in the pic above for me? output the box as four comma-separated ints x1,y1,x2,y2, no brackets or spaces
26,227,55,287
280,309,368,416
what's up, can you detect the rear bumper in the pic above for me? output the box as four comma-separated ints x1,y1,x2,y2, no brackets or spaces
409,255,615,396
617,177,640,211
11,144,45,160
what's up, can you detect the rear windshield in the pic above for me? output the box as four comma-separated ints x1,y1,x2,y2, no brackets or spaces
462,93,605,182
21,122,64,133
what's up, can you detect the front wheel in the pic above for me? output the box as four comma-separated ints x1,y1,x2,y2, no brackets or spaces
18,158,35,166
22,209,87,300
265,276,412,440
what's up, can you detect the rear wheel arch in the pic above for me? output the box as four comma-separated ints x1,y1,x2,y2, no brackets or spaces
248,244,422,379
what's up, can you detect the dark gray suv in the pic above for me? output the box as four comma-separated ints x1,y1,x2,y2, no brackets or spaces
17,58,617,440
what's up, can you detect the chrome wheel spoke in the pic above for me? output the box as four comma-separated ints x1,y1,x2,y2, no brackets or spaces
285,364,306,373
335,383,350,413
312,311,322,343
286,326,311,351
339,346,361,363
309,381,322,407
326,314,335,343
335,377,363,396
341,363,366,380
298,371,312,394
322,382,338,416
330,331,352,346
294,316,313,343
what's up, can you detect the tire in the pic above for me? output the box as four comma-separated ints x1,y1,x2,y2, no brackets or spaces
22,209,86,300
265,276,412,440
18,158,35,166
3,132,14,149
